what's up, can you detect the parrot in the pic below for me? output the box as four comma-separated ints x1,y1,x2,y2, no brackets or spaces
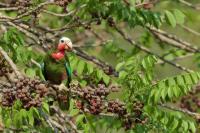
41,37,73,110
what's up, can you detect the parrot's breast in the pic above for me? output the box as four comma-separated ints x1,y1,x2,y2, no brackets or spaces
51,51,65,60
44,58,67,84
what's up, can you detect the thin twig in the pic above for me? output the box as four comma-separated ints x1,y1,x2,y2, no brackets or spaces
51,106,82,133
0,7,18,11
0,80,11,87
148,26,200,53
177,0,200,10
180,25,200,36
161,104,200,119
157,53,194,65
0,46,22,78
0,2,54,21
42,4,86,17
5,21,40,44
114,25,193,72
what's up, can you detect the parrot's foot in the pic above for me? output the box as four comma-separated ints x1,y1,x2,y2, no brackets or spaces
58,83,66,92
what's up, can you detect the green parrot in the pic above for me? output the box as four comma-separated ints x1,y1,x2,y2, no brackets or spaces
41,37,73,110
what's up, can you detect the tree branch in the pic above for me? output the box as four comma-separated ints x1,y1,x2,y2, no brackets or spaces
177,0,200,10
148,26,200,53
114,25,193,72
0,46,22,78
180,25,200,37
161,104,200,119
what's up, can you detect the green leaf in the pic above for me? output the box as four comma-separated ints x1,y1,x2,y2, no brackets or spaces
70,109,79,116
20,109,27,118
5,118,12,128
70,57,78,71
31,107,40,119
80,80,87,87
119,71,128,79
167,78,176,86
13,112,22,128
175,75,185,85
182,121,188,131
116,62,125,71
165,10,176,27
102,74,110,85
184,74,193,84
76,114,85,124
173,86,180,97
171,119,179,130
189,122,196,133
28,110,34,126
3,32,10,44
161,87,167,100
42,102,49,114
149,72,200,104
87,63,94,74
77,60,85,75
142,58,148,69
167,87,173,99
190,73,199,83
96,69,103,80
25,68,36,78
173,9,185,25
154,89,161,103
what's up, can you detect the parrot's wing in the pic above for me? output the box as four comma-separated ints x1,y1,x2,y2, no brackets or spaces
40,62,47,80
64,60,72,88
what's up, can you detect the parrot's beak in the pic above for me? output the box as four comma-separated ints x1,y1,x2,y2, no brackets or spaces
65,43,72,51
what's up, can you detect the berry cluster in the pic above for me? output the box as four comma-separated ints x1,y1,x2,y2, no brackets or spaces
90,11,115,27
73,83,147,129
1,77,48,109
88,98,103,114
75,84,110,114
107,17,115,27
84,25,91,30
108,100,146,130
107,100,127,116
14,0,32,6
123,116,133,130
180,85,200,113
125,101,146,130
0,59,13,76
74,84,121,114
55,0,72,7
13,0,32,14
132,101,144,118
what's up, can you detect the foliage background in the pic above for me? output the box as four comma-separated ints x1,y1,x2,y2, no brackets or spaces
0,0,200,133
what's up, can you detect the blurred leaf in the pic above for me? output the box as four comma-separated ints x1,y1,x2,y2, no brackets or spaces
165,10,176,27
77,60,85,75
173,9,185,25
42,102,49,114
102,74,110,85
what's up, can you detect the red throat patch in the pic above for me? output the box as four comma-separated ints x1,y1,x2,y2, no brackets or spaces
51,51,65,60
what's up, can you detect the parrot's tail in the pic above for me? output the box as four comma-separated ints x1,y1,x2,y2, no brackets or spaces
66,77,71,110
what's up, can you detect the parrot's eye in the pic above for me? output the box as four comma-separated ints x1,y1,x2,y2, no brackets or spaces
60,40,65,43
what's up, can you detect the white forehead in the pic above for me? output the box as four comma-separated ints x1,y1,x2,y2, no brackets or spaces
60,37,71,42
60,37,73,48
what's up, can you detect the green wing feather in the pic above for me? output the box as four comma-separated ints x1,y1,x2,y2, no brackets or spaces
40,62,46,80
64,55,72,110
64,56,72,88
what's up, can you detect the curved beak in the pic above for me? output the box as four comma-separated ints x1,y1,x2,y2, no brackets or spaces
65,44,72,51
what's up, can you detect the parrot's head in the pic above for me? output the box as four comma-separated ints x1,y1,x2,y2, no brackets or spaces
57,37,73,52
